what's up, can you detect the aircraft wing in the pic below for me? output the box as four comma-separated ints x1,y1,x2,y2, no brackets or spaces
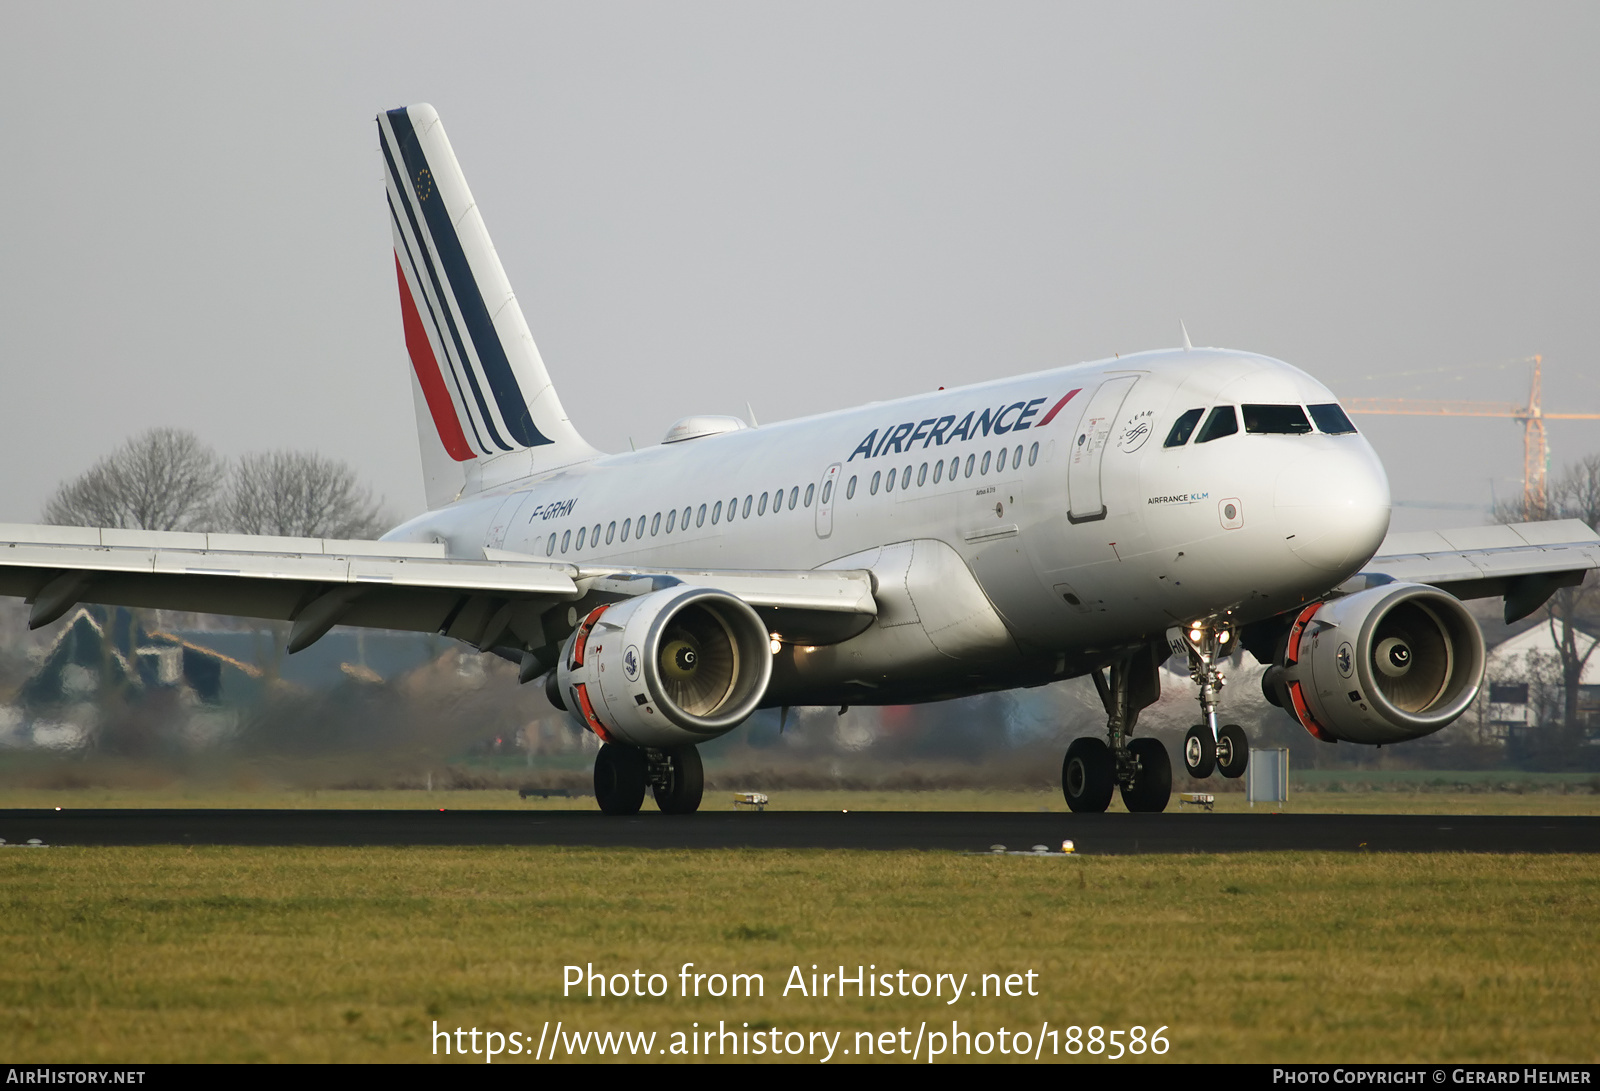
0,524,876,654
1355,518,1600,622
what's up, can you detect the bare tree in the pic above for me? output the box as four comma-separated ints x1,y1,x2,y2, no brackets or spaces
43,428,225,531
1497,452,1600,745
222,450,389,539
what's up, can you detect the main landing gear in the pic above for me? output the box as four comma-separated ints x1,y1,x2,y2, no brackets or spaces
594,742,704,815
1180,621,1249,781
1062,645,1172,813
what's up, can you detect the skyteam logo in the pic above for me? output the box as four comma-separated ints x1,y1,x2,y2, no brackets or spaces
1117,409,1156,453
623,645,641,682
846,389,1081,462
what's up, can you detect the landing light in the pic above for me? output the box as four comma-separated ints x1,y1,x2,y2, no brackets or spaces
769,635,782,655
1189,626,1203,642
1218,630,1230,644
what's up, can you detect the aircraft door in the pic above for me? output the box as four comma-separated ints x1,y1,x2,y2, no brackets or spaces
815,463,841,538
1067,376,1139,524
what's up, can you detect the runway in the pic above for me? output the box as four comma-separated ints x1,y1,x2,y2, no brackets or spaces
1,809,1597,853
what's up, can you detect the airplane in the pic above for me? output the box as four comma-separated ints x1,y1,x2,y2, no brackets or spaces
2,103,1597,816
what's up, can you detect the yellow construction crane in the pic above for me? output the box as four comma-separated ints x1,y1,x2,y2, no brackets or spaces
1343,355,1600,515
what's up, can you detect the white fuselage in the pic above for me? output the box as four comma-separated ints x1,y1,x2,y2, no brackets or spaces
385,348,1391,706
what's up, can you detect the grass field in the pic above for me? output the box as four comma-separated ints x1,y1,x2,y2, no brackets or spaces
0,848,1596,1063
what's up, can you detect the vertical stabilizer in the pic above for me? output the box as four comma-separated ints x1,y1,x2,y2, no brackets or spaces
379,104,598,507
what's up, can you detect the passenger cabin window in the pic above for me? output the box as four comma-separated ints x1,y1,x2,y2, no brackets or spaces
546,533,556,556
788,486,800,509
980,451,992,475
804,484,815,507
711,501,722,524
964,454,975,477
1242,404,1313,435
933,460,944,484
1029,441,1039,466
651,512,661,535
885,468,896,492
846,476,857,499
561,529,571,552
696,504,707,528
743,495,753,517
728,495,738,517
996,448,1008,472
1195,406,1239,443
1309,403,1358,434
758,492,769,515
682,505,692,528
620,519,630,542
666,509,677,533
576,527,586,550
606,521,616,544
1164,408,1205,447
821,480,833,504
870,472,881,495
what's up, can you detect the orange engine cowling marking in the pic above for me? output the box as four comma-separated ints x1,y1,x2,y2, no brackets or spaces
1285,602,1322,665
1288,680,1336,743
569,605,610,669
574,683,612,743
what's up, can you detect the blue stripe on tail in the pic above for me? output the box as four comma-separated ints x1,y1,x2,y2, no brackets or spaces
385,108,552,450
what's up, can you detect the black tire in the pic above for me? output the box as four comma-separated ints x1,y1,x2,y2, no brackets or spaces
1120,737,1172,813
1062,737,1115,813
1183,724,1217,779
652,746,705,815
594,742,647,815
1217,723,1249,779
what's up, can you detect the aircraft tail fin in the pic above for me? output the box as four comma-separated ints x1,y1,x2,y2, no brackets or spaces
379,104,597,507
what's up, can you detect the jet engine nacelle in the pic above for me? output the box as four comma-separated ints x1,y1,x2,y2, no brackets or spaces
1271,582,1485,744
555,587,773,749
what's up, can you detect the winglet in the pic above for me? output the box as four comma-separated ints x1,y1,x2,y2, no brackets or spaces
1181,321,1193,351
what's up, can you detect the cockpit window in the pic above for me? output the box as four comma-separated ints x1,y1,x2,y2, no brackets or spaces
1164,408,1204,447
1308,403,1358,434
1242,404,1313,435
1195,405,1238,443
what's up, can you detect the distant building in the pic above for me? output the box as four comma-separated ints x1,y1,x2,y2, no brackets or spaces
1481,621,1600,745
0,607,445,751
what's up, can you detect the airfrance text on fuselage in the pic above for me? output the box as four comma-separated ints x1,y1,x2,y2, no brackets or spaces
846,390,1080,463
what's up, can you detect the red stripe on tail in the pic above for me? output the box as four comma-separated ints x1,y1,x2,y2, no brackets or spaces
395,253,475,462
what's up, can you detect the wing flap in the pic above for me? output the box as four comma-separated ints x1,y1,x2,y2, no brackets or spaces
1359,518,1600,621
0,524,582,638
0,525,878,651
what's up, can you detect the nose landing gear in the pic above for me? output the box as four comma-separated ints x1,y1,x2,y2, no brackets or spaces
1062,644,1172,813
1180,621,1250,781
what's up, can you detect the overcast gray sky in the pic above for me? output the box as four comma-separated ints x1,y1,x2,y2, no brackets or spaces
3,2,1597,531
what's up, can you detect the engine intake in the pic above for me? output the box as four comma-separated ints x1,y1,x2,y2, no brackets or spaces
1276,582,1484,744
555,587,772,748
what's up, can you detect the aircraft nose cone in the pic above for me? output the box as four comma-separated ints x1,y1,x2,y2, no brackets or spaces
1273,442,1391,572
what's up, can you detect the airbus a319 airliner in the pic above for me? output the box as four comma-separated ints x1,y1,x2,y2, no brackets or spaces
3,104,1597,815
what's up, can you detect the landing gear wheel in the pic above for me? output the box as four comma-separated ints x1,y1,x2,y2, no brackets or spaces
594,742,647,815
1216,724,1249,779
1183,724,1217,779
652,746,704,815
1063,737,1115,814
1120,737,1172,813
